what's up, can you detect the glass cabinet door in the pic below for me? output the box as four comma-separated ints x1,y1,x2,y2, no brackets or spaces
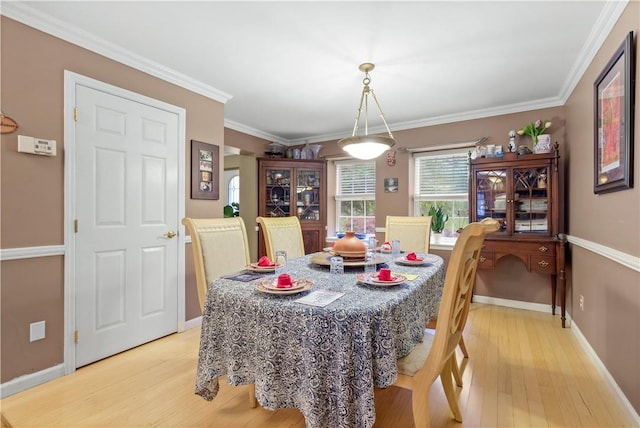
475,168,508,232
296,169,322,221
512,166,549,235
264,168,292,217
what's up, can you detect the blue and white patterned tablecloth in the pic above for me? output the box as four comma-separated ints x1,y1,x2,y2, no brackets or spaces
195,252,444,428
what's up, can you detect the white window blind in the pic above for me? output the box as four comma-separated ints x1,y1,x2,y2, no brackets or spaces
415,149,469,198
336,161,376,198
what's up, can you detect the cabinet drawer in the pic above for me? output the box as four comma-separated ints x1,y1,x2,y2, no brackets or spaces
477,252,494,269
530,255,556,273
484,240,556,256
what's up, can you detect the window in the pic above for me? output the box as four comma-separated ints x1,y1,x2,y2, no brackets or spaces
335,160,376,234
228,174,240,206
414,148,470,234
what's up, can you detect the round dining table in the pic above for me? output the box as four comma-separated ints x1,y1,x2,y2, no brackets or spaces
195,252,445,428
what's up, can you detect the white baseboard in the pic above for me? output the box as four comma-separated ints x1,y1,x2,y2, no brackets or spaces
473,294,562,316
0,363,66,399
184,315,202,330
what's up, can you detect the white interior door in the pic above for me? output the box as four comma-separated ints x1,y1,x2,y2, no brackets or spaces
73,83,181,367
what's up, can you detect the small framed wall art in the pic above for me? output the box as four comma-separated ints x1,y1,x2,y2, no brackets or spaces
384,177,398,193
593,31,635,194
191,140,219,200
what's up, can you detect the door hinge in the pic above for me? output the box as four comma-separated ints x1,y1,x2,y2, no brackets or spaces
73,107,79,122
74,330,79,343
74,219,79,233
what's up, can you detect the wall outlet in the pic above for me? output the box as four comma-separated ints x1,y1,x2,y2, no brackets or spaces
579,294,584,311
30,320,46,342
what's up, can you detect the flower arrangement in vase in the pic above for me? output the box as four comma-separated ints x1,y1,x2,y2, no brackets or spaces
517,119,552,153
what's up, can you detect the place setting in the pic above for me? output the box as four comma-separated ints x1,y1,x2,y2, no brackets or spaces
356,268,408,287
393,252,439,266
245,255,282,273
256,273,313,295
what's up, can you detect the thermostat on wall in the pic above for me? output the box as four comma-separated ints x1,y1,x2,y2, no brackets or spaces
18,135,57,156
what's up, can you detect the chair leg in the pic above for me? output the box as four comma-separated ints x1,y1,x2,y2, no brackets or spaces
451,352,463,387
440,357,463,422
459,336,469,359
411,378,432,428
249,384,257,408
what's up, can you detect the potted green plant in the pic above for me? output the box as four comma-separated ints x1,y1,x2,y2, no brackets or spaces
223,202,239,218
428,205,448,234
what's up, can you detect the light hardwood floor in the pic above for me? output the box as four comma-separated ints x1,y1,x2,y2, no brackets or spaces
2,304,637,427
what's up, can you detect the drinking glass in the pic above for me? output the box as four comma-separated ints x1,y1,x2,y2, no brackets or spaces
367,236,377,251
274,250,287,276
364,250,376,276
329,256,345,287
391,239,401,258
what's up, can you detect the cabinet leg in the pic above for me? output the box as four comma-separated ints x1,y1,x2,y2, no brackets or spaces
559,269,567,328
550,274,557,316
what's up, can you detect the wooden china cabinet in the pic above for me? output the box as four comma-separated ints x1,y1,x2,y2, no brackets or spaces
257,158,327,256
469,145,567,327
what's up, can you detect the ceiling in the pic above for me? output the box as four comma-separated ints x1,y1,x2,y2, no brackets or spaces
2,1,627,145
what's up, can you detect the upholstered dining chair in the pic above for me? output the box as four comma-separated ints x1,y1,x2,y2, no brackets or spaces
182,217,251,310
390,219,499,427
425,217,499,386
256,216,306,260
384,215,433,253
182,217,257,408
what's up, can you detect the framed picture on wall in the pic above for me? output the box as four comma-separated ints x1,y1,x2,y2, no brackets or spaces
191,140,219,200
384,177,398,193
593,31,635,194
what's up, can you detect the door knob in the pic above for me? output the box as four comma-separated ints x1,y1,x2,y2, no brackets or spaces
164,231,177,239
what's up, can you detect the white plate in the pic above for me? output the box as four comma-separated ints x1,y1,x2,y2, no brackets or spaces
394,254,439,266
246,262,281,272
356,273,407,287
256,279,313,295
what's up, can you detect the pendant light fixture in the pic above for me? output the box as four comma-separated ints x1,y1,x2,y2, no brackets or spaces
337,63,396,160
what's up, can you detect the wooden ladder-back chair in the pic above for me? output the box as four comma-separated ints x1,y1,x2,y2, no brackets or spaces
426,217,499,386
256,216,305,260
182,217,257,408
391,219,500,427
384,215,433,253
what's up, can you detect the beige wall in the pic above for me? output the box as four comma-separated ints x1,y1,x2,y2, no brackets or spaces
564,1,640,413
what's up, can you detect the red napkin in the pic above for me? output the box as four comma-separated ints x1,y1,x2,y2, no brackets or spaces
258,256,275,266
406,252,418,261
277,274,293,288
378,268,392,281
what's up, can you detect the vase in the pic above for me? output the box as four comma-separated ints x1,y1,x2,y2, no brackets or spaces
534,134,552,154
308,144,322,159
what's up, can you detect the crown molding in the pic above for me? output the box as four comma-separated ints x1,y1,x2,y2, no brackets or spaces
558,0,629,104
1,2,232,104
223,119,289,145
